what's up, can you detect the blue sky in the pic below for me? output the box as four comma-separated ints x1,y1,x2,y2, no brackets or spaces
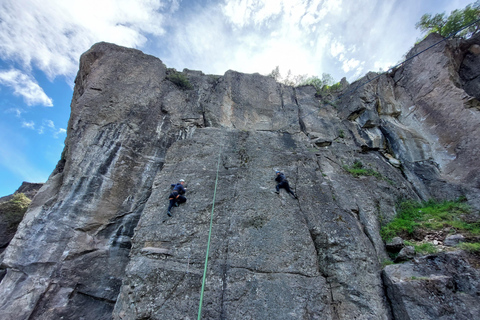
0,0,473,197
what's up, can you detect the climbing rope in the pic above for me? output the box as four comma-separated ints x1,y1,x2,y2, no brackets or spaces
197,146,223,320
194,20,480,318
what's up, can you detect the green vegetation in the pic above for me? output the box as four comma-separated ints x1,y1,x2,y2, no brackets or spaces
297,73,342,96
343,160,382,179
382,259,394,268
267,66,341,96
166,70,193,90
380,198,478,242
404,240,438,254
457,242,480,253
338,130,345,139
0,193,31,230
409,276,430,281
416,2,480,38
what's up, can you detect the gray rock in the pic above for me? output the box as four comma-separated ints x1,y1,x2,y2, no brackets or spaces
444,234,466,247
383,252,480,320
0,32,480,320
395,246,415,262
386,237,404,253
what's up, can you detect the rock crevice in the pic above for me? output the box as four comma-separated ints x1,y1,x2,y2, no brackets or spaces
0,34,479,319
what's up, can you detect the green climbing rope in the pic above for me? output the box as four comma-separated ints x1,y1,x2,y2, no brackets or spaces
197,148,222,320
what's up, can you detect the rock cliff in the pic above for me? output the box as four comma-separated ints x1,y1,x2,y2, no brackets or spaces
0,33,479,319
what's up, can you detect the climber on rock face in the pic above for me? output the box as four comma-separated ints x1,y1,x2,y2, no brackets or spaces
171,179,187,195
167,179,187,217
275,171,297,198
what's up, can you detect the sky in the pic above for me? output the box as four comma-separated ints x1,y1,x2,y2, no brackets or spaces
0,0,474,197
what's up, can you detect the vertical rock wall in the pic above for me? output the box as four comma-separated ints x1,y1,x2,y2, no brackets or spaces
0,33,479,319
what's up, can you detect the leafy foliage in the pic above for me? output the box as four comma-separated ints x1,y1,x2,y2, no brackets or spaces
166,70,193,90
297,73,342,95
416,1,480,38
380,198,478,241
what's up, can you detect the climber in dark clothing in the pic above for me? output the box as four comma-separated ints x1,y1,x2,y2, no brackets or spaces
167,179,187,217
275,171,297,198
171,179,187,195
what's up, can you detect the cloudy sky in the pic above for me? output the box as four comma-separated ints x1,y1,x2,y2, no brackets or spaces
0,0,473,196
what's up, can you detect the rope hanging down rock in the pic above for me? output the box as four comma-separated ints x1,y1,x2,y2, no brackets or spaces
197,145,223,320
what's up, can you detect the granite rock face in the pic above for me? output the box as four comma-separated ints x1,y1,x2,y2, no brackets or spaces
0,33,479,320
383,252,480,320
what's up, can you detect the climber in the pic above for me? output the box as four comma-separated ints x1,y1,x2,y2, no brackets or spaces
171,179,187,195
167,179,187,217
275,171,297,198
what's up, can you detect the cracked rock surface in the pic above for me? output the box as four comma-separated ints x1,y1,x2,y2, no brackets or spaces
0,34,480,320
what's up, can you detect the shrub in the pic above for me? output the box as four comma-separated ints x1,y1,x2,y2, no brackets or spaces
0,193,31,229
166,71,193,90
343,160,382,178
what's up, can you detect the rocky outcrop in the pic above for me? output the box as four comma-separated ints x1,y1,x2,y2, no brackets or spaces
0,182,43,254
0,33,479,319
383,251,480,320
0,182,44,203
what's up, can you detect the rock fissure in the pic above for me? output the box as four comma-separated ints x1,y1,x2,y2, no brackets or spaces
2,36,480,319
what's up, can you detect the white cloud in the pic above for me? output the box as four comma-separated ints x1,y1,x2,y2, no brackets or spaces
330,41,345,58
0,0,175,82
45,119,55,129
0,0,474,88
342,58,361,73
0,69,53,106
5,108,23,117
54,128,67,139
22,120,35,129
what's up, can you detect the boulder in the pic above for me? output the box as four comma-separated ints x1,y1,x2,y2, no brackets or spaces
383,252,480,320
394,246,415,262
385,237,404,253
444,234,465,247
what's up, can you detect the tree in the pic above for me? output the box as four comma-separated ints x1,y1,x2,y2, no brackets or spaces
268,66,281,82
297,73,338,94
416,1,480,38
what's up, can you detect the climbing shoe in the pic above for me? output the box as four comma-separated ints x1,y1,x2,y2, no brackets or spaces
167,211,172,217
175,202,179,207
275,191,280,194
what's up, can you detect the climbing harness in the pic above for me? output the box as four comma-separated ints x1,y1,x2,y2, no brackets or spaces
197,146,222,320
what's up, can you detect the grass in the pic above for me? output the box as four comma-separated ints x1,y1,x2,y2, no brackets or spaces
343,160,382,179
0,193,31,230
380,198,478,242
166,70,193,90
404,240,438,254
382,259,394,268
409,276,430,281
457,242,480,253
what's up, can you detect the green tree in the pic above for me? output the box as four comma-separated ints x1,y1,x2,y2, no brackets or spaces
297,73,339,95
416,1,480,38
